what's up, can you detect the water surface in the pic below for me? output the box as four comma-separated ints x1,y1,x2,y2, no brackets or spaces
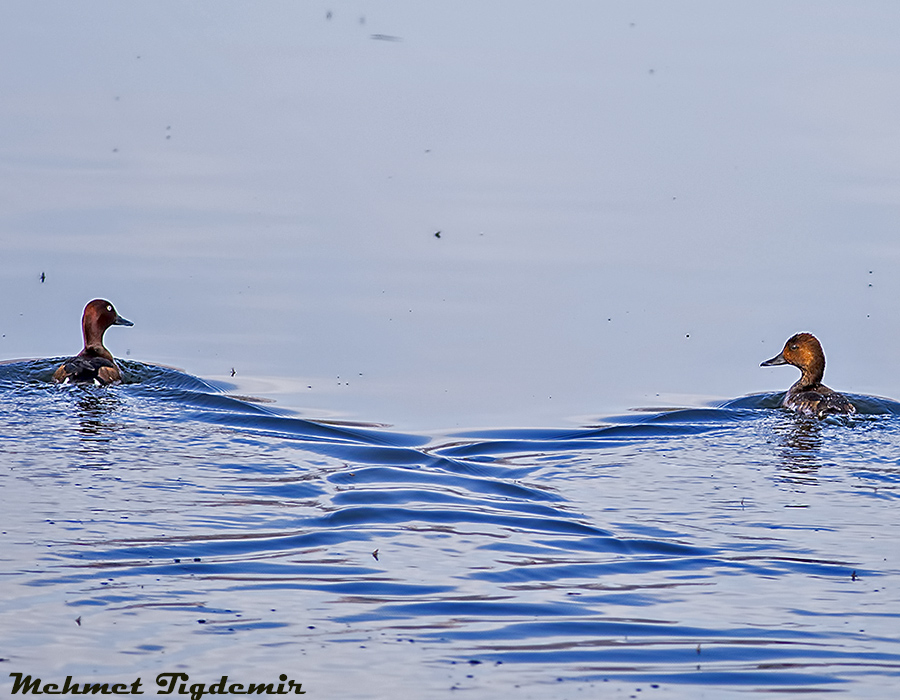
2,361,899,698
3,2,900,428
3,3,900,698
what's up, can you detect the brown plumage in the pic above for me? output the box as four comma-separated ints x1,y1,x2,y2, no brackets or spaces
53,299,133,385
760,332,855,418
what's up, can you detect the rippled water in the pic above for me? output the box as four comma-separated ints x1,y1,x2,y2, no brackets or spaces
4,3,900,697
3,361,899,698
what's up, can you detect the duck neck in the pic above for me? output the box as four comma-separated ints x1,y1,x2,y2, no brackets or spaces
80,343,114,361
82,320,107,352
82,320,110,358
794,359,825,391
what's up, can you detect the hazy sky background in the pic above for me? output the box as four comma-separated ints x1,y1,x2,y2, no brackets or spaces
2,1,900,428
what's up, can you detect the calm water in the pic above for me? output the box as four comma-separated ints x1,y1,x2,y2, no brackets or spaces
3,2,900,698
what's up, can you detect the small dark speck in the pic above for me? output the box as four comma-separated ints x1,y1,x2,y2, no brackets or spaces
852,570,858,581
40,272,45,283
326,10,332,19
193,557,201,562
198,619,207,624
468,660,482,666
231,368,236,377
434,230,441,238
372,549,379,560
112,148,119,153
174,558,181,563
649,68,655,74
75,616,82,626
868,283,873,287
685,334,690,338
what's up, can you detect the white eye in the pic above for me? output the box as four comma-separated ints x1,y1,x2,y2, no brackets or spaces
106,305,113,312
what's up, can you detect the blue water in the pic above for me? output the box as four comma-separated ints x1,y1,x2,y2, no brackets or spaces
4,7,900,696
2,361,899,698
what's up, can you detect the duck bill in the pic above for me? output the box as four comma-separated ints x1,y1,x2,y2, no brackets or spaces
114,314,134,327
760,352,787,367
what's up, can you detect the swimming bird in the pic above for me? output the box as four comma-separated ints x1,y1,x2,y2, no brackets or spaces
760,332,855,417
53,299,133,385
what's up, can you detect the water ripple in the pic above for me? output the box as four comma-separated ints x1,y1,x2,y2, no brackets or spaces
2,359,900,695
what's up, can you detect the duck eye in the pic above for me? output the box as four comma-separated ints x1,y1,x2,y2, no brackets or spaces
789,344,798,350
106,305,113,312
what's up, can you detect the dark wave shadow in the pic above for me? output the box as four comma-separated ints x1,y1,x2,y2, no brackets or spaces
432,392,900,462
722,390,900,415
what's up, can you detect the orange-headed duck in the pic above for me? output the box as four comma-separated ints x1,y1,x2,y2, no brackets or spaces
760,332,856,418
53,299,133,385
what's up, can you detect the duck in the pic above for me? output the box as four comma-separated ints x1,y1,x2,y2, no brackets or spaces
52,299,133,385
760,332,856,417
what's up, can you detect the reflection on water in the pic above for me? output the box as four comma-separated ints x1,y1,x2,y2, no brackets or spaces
773,416,826,484
1,360,900,698
74,389,122,437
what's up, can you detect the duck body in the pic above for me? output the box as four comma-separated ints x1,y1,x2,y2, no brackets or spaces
776,383,856,418
761,332,856,418
53,299,133,385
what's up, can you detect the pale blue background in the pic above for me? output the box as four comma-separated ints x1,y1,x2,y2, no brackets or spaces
2,1,899,428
